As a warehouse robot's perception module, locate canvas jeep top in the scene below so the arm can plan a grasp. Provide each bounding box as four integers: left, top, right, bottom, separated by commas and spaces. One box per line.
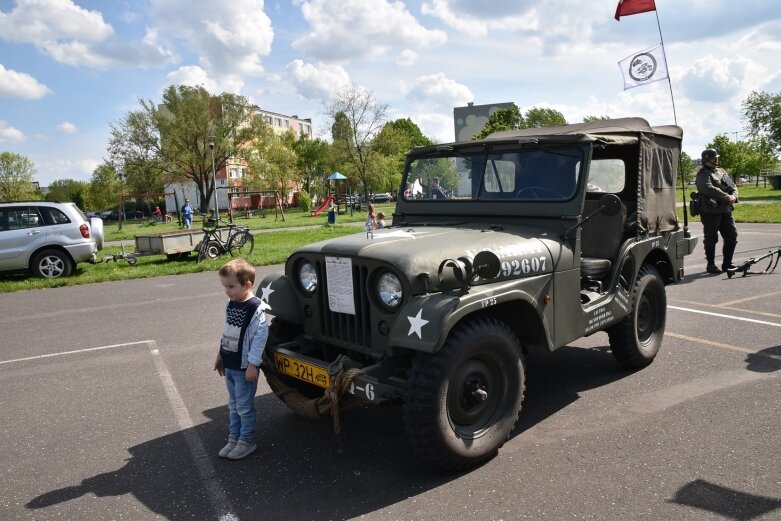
258, 117, 698, 470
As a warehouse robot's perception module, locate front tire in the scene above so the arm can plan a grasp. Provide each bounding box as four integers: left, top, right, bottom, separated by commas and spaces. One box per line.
31, 249, 73, 278
607, 264, 666, 369
197, 240, 222, 263
403, 317, 525, 471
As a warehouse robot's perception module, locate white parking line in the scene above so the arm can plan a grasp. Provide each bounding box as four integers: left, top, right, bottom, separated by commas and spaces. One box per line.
668, 305, 781, 327
148, 343, 238, 521
0, 340, 153, 365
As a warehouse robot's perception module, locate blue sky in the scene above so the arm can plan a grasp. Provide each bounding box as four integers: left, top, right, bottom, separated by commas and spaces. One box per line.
1, 0, 780, 186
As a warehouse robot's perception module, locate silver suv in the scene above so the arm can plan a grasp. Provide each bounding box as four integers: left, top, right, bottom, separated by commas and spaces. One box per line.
0, 201, 104, 278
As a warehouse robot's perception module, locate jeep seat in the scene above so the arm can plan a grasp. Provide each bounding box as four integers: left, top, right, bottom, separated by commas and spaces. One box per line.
580, 199, 627, 280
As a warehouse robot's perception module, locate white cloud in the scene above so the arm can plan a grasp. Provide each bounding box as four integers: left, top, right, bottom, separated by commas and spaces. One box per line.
402, 73, 473, 112
679, 55, 750, 103
286, 60, 350, 100
57, 122, 77, 134
48, 158, 100, 177
0, 0, 173, 69
0, 120, 26, 142
422, 0, 538, 37
293, 0, 446, 60
0, 64, 51, 99
165, 65, 221, 93
396, 49, 418, 66
149, 0, 273, 81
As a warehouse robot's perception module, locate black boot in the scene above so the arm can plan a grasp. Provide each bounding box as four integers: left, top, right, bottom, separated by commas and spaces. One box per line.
722, 241, 737, 272
704, 243, 720, 274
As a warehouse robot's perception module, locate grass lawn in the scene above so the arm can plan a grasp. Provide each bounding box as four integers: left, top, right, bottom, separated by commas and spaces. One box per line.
103, 203, 396, 242
0, 225, 362, 293
676, 185, 781, 223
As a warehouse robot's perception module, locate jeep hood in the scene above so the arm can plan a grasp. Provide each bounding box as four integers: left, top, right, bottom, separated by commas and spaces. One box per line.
294, 226, 557, 281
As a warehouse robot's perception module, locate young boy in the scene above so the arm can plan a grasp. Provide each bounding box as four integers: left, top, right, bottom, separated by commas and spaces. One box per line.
213, 259, 268, 459
376, 211, 386, 229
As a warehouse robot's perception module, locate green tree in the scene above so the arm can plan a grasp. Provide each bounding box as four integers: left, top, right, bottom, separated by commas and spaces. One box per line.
108, 85, 259, 213
0, 152, 40, 201
87, 162, 122, 210
523, 107, 567, 128
707, 134, 776, 182
742, 90, 781, 153
245, 127, 299, 220
473, 104, 523, 139
324, 85, 389, 199
371, 118, 433, 194
679, 151, 695, 184
473, 105, 568, 139
294, 136, 330, 195
583, 115, 611, 123
45, 179, 88, 208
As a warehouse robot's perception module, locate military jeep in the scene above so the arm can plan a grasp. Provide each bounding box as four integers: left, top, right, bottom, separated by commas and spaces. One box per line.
258, 117, 697, 470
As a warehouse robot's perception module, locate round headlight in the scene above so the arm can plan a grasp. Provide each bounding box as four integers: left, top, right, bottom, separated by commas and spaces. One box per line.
377, 272, 403, 309
298, 261, 317, 294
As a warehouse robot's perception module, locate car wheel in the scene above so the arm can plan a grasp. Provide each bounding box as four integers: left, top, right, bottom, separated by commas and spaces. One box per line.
31, 249, 73, 278
403, 317, 525, 471
607, 264, 666, 369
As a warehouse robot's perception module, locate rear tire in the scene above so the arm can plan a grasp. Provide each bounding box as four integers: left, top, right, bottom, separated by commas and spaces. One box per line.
403, 317, 525, 471
31, 249, 73, 278
607, 264, 666, 369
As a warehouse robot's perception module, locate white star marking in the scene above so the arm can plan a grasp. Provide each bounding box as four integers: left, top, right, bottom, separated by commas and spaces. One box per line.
260, 282, 274, 303
407, 309, 429, 339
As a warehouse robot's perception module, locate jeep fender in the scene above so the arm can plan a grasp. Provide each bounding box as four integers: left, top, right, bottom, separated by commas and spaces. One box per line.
257, 272, 303, 325
387, 279, 551, 354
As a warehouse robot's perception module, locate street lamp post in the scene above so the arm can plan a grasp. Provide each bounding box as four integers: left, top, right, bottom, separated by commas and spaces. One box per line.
208, 130, 219, 223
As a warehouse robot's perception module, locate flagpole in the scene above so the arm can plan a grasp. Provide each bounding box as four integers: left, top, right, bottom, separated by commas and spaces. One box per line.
653, 9, 677, 126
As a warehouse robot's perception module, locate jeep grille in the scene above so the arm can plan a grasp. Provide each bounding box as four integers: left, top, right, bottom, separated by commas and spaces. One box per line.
314, 258, 372, 349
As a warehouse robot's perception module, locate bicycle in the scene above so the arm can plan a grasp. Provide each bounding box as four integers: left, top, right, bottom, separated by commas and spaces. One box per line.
196, 221, 255, 263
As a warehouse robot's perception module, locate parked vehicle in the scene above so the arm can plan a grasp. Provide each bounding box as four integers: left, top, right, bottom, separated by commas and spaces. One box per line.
369, 192, 393, 203
0, 201, 104, 278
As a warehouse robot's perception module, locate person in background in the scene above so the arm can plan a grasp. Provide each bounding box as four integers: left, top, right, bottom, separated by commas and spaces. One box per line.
364, 203, 376, 231
213, 259, 268, 460
431, 177, 448, 199
695, 148, 738, 274
153, 206, 162, 221
181, 199, 194, 229
376, 211, 386, 229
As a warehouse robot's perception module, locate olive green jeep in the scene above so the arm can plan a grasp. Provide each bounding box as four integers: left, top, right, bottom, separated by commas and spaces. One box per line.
258, 117, 697, 470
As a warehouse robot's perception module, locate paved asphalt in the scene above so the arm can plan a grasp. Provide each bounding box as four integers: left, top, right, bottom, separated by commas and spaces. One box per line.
1, 224, 779, 521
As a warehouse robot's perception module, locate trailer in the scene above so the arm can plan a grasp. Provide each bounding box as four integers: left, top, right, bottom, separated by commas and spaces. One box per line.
104, 228, 231, 265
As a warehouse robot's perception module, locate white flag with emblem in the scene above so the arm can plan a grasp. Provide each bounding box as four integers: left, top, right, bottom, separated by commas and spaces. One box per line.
618, 43, 669, 90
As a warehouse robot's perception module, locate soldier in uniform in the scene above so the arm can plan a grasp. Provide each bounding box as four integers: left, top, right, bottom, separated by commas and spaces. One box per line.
695, 148, 738, 274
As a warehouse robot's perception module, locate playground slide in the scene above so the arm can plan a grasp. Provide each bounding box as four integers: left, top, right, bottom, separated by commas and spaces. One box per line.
310, 195, 335, 216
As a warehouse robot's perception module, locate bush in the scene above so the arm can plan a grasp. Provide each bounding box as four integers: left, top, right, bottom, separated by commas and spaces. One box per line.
299, 189, 312, 213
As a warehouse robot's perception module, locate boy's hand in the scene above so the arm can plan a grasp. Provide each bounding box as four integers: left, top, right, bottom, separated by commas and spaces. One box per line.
245, 364, 259, 382
213, 355, 225, 376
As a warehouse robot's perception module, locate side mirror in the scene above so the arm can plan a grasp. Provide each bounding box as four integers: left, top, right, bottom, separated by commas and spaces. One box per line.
599, 193, 622, 216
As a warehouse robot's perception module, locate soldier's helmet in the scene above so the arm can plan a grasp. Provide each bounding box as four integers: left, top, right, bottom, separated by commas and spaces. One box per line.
701, 149, 719, 162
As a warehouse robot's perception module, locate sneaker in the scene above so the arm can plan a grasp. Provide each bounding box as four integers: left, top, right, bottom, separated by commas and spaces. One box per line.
218, 436, 238, 458
226, 439, 257, 460
706, 264, 722, 274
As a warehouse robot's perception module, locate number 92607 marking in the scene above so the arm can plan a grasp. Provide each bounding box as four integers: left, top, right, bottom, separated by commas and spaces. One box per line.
501, 256, 547, 277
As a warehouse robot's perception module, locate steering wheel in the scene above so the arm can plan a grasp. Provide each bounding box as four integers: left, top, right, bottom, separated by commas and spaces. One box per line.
515, 185, 565, 199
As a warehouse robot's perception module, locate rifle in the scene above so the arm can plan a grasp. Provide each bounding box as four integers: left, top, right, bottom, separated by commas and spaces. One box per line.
726, 247, 781, 279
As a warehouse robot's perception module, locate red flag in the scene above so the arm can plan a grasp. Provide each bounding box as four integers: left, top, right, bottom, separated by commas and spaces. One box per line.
615, 0, 656, 21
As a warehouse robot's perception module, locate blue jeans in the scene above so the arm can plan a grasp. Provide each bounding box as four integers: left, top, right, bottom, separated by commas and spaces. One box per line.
225, 368, 258, 441
183, 216, 192, 229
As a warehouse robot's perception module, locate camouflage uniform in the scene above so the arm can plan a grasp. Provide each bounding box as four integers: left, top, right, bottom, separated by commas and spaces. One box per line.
695, 164, 738, 272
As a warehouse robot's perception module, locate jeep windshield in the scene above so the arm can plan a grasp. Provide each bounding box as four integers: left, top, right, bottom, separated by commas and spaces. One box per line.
402, 144, 584, 202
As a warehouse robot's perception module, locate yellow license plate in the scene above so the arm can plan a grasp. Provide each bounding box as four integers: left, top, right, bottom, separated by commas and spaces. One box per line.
274, 353, 331, 389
